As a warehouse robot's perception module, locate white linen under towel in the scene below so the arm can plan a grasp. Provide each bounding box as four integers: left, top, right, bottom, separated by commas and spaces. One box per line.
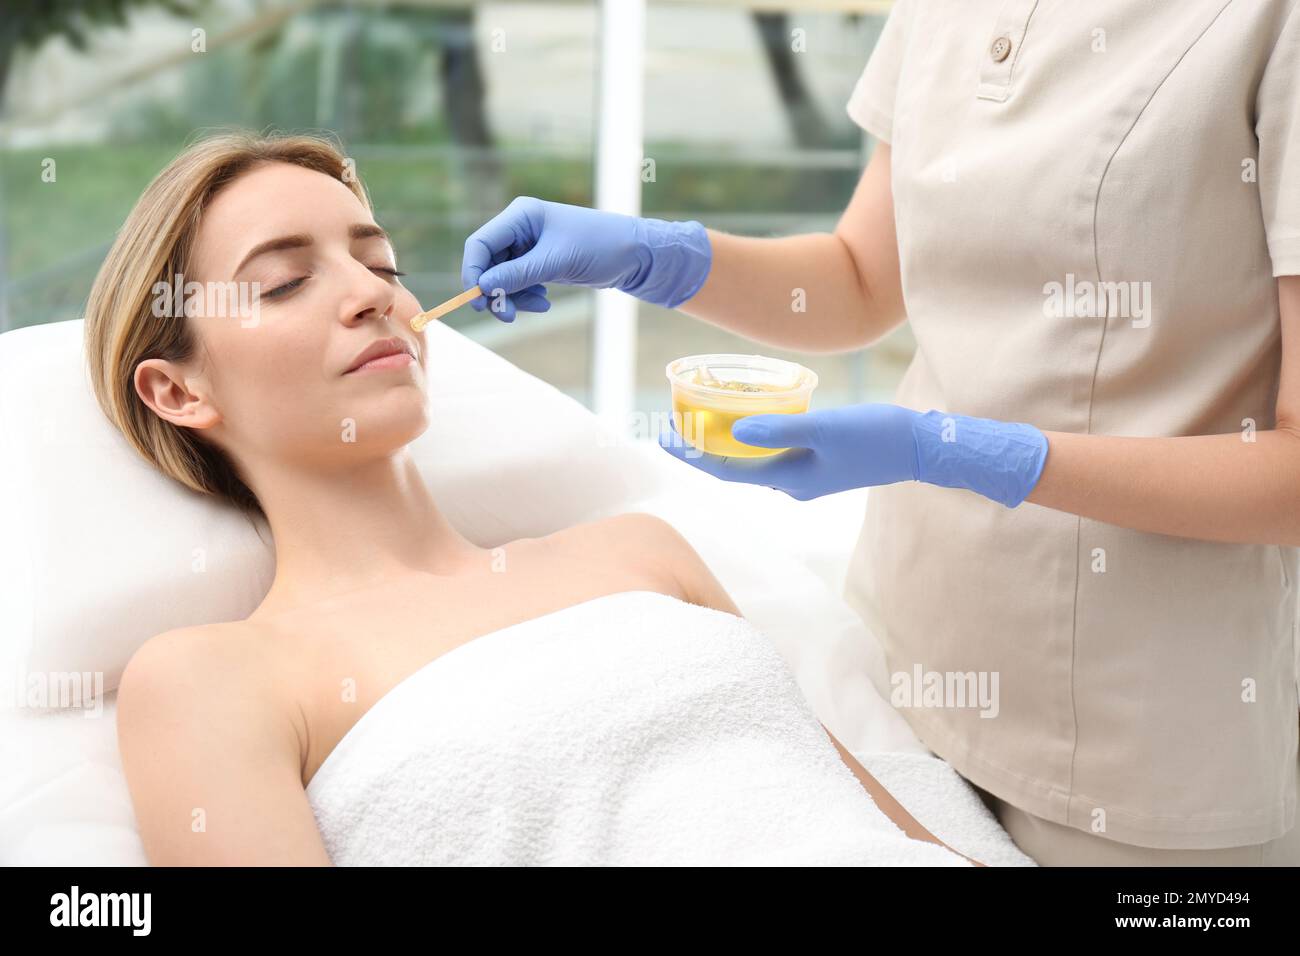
304, 590, 976, 866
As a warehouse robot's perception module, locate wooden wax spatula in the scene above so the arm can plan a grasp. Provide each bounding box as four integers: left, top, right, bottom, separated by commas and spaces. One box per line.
409, 286, 484, 332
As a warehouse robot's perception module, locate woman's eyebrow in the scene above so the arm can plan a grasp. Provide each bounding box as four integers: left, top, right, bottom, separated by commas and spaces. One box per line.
234, 234, 311, 276
233, 224, 390, 275
350, 223, 389, 243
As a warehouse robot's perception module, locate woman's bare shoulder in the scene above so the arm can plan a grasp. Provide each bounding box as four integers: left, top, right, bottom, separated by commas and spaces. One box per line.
117, 619, 301, 762
114, 620, 327, 865
541, 512, 742, 617
121, 619, 264, 686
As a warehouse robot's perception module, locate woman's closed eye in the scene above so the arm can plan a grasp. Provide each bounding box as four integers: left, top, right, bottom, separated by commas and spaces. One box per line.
263, 275, 309, 299
261, 265, 408, 301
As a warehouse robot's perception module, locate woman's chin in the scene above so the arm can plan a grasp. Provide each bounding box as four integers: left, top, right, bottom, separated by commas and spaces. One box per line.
332, 395, 430, 451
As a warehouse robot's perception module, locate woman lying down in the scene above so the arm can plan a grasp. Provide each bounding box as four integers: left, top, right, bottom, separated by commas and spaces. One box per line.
87, 132, 984, 867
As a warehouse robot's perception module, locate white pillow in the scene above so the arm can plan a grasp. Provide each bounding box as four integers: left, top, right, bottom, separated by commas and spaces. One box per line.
0, 318, 668, 705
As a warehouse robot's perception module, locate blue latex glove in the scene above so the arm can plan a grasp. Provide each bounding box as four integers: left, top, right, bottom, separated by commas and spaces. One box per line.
462, 197, 712, 321
657, 404, 1049, 507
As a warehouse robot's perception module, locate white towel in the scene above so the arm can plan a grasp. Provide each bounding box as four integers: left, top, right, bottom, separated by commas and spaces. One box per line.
305, 590, 982, 865
853, 751, 1037, 867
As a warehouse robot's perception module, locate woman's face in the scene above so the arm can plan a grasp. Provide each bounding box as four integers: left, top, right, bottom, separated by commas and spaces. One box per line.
173, 160, 428, 471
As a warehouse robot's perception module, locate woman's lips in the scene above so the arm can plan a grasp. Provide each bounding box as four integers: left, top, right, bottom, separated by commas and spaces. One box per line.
346, 352, 415, 374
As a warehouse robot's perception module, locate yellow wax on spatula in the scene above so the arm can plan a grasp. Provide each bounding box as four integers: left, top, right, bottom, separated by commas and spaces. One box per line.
410, 286, 484, 333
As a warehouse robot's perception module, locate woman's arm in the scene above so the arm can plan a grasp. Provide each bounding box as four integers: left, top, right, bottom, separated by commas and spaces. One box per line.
464, 144, 904, 342
820, 724, 986, 867
665, 274, 1300, 548
116, 628, 334, 866
1026, 275, 1300, 546
676, 144, 907, 354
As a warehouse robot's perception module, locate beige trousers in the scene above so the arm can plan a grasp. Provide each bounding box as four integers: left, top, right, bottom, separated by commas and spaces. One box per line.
964, 755, 1300, 866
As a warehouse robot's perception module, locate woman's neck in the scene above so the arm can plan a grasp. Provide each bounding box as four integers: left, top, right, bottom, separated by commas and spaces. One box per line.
246, 451, 487, 619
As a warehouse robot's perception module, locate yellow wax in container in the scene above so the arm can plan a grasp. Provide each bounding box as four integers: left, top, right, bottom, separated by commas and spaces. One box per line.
670, 365, 812, 458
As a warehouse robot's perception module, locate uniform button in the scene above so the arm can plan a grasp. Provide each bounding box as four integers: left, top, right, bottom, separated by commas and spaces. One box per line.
990, 36, 1012, 62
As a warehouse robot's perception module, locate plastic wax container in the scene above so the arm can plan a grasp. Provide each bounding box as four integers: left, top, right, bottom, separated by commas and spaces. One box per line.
665, 353, 818, 458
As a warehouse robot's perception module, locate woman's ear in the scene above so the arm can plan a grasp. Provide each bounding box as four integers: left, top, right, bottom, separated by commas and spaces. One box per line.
134, 358, 221, 431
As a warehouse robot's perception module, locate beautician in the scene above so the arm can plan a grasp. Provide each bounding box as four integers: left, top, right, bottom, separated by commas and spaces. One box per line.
460, 0, 1300, 865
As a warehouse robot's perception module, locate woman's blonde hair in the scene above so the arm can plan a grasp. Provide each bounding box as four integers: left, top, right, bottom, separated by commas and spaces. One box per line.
84, 130, 371, 523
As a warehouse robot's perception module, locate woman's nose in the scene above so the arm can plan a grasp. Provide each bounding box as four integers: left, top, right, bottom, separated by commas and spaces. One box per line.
339, 260, 397, 325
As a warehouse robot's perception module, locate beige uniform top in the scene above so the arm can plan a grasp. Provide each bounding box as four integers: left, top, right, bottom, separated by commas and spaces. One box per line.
843, 0, 1300, 849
